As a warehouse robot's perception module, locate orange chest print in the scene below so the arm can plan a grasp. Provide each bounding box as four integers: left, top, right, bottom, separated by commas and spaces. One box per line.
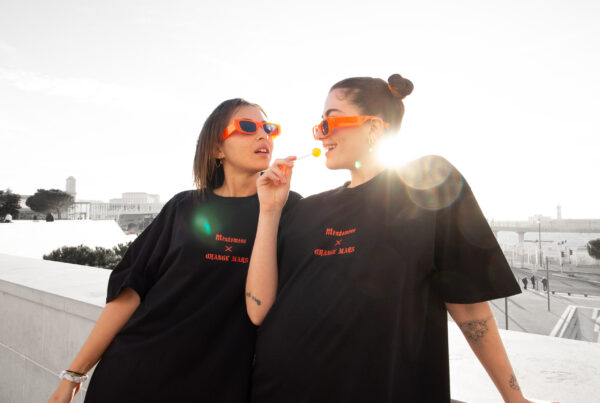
313, 226, 357, 257
204, 232, 250, 264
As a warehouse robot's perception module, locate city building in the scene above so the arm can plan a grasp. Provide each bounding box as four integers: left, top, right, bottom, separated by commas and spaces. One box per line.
65, 176, 76, 200
109, 192, 160, 204
66, 192, 164, 233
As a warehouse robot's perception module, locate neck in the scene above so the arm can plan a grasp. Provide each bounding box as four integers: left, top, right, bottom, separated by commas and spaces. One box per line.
347, 157, 385, 188
213, 165, 260, 197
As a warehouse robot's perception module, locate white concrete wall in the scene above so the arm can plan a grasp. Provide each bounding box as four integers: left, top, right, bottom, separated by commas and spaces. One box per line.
1, 253, 600, 403
0, 254, 109, 403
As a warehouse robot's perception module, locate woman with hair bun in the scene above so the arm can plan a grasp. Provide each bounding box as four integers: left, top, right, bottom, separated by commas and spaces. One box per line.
48, 98, 301, 403
246, 75, 536, 402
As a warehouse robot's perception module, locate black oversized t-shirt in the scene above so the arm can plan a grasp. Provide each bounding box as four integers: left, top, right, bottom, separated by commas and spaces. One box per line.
84, 189, 301, 403
252, 156, 521, 403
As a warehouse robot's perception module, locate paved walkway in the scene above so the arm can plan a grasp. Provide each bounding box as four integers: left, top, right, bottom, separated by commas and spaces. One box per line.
487, 288, 600, 336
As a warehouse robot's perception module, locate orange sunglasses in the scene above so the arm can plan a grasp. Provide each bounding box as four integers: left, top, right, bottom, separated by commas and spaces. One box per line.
312, 115, 390, 139
222, 119, 281, 141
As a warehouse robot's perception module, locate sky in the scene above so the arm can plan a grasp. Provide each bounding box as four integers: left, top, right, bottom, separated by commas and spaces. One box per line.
1, 0, 598, 220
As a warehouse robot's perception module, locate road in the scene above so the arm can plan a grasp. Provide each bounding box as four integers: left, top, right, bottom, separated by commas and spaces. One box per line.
511, 266, 600, 297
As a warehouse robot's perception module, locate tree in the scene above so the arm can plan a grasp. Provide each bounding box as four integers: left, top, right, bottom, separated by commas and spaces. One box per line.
0, 189, 22, 218
113, 242, 131, 260
43, 242, 132, 269
26, 189, 74, 219
587, 239, 600, 260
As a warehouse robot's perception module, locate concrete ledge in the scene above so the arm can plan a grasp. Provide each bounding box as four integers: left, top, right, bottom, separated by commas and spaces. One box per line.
550, 305, 579, 338
1, 254, 600, 403
449, 325, 600, 402
0, 254, 108, 403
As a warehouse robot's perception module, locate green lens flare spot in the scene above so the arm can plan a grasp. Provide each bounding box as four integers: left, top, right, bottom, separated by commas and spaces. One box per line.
193, 213, 211, 236
355, 160, 362, 169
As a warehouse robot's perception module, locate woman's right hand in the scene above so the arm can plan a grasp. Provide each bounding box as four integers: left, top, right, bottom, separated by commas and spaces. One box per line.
257, 157, 295, 212
47, 379, 81, 403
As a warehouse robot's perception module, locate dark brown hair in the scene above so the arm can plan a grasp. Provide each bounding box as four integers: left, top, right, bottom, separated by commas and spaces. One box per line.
193, 98, 265, 192
330, 74, 414, 132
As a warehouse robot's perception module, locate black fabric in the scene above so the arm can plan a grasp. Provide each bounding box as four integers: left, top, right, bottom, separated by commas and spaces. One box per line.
84, 189, 302, 403
252, 156, 520, 403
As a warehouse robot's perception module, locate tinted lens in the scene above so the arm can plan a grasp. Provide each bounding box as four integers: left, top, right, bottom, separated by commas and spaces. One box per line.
263, 123, 278, 135
321, 120, 330, 136
238, 120, 257, 134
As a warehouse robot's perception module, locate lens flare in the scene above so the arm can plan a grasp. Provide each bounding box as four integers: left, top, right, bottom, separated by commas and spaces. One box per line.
394, 156, 464, 211
376, 136, 402, 167
375, 134, 429, 168
193, 212, 211, 236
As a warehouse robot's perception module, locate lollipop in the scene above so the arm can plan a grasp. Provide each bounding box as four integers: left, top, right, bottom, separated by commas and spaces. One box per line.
297, 148, 322, 160
278, 148, 321, 175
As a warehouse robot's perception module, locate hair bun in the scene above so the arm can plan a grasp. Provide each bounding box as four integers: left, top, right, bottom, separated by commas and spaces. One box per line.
387, 74, 414, 99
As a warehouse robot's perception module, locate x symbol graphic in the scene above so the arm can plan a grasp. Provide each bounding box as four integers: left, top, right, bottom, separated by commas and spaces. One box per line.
225, 246, 233, 252
334, 239, 342, 246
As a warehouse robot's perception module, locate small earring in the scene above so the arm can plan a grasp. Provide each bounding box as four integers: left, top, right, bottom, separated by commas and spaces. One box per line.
216, 159, 223, 168
368, 135, 375, 153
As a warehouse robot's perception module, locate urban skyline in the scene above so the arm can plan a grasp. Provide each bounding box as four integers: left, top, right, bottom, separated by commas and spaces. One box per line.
5, 174, 599, 222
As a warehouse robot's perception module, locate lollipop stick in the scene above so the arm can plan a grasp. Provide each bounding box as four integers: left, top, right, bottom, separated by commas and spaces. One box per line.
297, 148, 322, 160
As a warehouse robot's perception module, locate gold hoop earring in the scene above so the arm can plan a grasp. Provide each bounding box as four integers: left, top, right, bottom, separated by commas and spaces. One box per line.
216, 159, 223, 168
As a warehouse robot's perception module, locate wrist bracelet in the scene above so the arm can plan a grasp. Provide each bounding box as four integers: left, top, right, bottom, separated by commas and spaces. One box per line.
59, 370, 89, 383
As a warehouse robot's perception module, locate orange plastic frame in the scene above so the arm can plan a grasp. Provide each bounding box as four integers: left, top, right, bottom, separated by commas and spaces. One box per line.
222, 119, 281, 141
313, 115, 390, 139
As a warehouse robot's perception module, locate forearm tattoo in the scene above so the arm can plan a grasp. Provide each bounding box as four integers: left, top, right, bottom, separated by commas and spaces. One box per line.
457, 315, 493, 344
246, 292, 262, 306
509, 374, 520, 391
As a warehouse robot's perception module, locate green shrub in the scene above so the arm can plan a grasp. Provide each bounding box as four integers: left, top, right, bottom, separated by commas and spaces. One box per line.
43, 242, 133, 269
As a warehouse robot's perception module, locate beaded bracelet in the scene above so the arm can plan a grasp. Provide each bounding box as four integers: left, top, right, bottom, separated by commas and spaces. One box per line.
59, 370, 89, 383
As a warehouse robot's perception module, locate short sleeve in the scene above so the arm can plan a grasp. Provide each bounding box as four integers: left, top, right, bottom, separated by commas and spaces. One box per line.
106, 192, 185, 303
276, 190, 303, 267
282, 191, 303, 217
432, 162, 521, 303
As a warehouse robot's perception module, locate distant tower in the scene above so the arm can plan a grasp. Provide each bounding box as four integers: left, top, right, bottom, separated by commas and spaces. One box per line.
66, 176, 76, 200
556, 205, 562, 220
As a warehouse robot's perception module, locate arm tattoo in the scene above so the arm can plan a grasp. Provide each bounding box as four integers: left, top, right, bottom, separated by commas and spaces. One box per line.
509, 374, 520, 391
246, 292, 262, 306
457, 315, 493, 344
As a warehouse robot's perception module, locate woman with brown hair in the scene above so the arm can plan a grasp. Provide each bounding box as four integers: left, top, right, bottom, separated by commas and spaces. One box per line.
246, 76, 543, 402
48, 98, 301, 403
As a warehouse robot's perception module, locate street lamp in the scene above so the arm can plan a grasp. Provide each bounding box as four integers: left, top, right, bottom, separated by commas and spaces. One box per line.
537, 218, 542, 268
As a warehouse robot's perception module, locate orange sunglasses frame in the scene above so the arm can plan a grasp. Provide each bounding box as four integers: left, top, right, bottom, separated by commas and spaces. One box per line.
312, 115, 390, 139
222, 119, 281, 141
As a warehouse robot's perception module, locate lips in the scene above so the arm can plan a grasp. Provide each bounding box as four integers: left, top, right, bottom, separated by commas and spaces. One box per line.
254, 143, 271, 155
323, 143, 337, 155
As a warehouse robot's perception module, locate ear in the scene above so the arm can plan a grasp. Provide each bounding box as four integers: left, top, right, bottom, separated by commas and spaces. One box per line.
214, 145, 225, 160
367, 118, 385, 141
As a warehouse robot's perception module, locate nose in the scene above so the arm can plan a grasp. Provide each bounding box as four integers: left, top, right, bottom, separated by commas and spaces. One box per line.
255, 127, 267, 141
